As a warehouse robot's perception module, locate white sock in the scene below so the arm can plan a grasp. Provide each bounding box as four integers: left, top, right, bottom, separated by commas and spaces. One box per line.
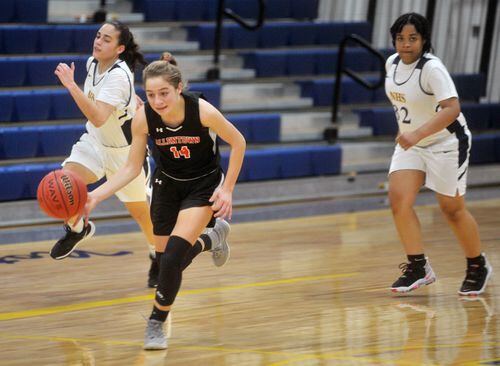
68, 218, 84, 233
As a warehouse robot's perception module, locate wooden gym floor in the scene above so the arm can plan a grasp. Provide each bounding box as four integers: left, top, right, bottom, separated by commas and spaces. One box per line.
0, 199, 499, 365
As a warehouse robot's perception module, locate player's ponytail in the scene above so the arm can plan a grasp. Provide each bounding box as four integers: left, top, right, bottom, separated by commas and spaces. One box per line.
107, 20, 147, 72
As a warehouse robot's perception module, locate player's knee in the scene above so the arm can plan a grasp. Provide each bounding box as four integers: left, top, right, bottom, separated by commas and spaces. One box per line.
163, 235, 191, 268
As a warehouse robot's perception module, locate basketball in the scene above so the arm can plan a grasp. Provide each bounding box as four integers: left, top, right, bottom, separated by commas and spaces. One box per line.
37, 170, 88, 220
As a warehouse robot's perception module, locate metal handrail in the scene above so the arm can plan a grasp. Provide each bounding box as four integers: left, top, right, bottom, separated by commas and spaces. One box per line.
324, 34, 386, 141
206, 0, 266, 80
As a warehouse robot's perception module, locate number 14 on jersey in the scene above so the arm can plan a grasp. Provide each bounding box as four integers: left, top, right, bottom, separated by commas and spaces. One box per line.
170, 146, 191, 159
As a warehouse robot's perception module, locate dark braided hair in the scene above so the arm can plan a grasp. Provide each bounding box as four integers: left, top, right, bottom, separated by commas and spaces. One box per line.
106, 20, 147, 72
390, 12, 433, 54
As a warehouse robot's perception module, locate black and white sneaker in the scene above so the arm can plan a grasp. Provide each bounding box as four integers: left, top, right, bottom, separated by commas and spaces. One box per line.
458, 253, 492, 296
391, 259, 436, 293
147, 254, 159, 288
50, 222, 96, 260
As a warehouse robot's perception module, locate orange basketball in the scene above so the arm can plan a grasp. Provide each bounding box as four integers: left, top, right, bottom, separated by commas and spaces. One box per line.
37, 170, 88, 220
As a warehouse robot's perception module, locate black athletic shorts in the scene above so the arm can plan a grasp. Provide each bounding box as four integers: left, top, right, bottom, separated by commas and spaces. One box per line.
150, 168, 222, 235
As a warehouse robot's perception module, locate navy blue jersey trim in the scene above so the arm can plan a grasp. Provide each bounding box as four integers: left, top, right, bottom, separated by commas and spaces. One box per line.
446, 120, 469, 168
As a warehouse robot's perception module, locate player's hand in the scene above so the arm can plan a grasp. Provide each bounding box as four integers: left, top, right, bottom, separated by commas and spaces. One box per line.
54, 62, 76, 89
209, 186, 233, 220
82, 191, 99, 226
135, 95, 144, 111
396, 131, 421, 150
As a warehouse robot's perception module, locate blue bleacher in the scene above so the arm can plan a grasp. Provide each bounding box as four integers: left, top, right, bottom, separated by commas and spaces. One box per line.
0, 25, 100, 54
189, 21, 372, 50
227, 113, 281, 143
0, 83, 221, 122
0, 0, 47, 23
142, 0, 318, 21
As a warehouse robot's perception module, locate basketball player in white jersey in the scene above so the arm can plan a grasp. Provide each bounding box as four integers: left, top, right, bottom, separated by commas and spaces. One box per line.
49, 21, 162, 287
386, 13, 492, 295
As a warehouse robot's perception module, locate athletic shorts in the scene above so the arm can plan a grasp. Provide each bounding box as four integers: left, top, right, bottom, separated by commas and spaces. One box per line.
150, 168, 223, 236
62, 133, 148, 202
389, 132, 471, 197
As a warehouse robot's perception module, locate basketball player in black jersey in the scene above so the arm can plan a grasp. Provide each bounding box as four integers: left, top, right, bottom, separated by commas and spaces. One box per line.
83, 53, 246, 350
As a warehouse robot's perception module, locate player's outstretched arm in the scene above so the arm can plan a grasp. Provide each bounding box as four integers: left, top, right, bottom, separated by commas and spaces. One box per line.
84, 107, 149, 218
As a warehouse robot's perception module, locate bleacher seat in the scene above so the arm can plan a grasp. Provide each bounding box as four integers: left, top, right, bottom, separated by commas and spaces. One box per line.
0, 166, 27, 201
39, 25, 74, 53
287, 50, 315, 76
258, 23, 290, 48
14, 90, 52, 122
0, 93, 14, 122
38, 125, 84, 157
290, 0, 319, 19
462, 104, 491, 131
315, 23, 345, 45
51, 90, 84, 120
2, 26, 39, 54
144, 0, 176, 21
288, 23, 317, 46
222, 145, 342, 182
470, 134, 497, 164
15, 0, 48, 23
227, 25, 259, 49
0, 0, 15, 22
0, 127, 39, 159
0, 57, 26, 87
453, 74, 486, 102
176, 0, 207, 21
228, 113, 281, 143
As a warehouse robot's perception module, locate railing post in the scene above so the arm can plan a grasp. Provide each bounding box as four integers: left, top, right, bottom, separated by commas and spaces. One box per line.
206, 0, 266, 81
324, 34, 387, 143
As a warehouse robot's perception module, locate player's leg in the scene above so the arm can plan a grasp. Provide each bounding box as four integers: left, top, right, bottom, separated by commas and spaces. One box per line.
50, 135, 102, 259
389, 169, 435, 292
436, 193, 492, 295
144, 206, 213, 350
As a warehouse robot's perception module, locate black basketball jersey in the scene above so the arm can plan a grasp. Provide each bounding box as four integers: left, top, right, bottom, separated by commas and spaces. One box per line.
145, 91, 220, 180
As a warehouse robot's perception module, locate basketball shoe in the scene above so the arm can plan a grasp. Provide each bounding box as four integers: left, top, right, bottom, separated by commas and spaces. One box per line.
148, 254, 159, 288
391, 258, 436, 293
210, 218, 231, 267
458, 253, 492, 296
143, 318, 168, 350
50, 221, 96, 260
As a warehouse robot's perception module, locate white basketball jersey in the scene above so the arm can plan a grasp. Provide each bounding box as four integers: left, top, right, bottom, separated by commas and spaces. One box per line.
84, 57, 136, 148
385, 52, 468, 147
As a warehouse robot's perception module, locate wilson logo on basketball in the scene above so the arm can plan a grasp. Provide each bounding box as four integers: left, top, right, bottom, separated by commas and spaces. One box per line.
61, 174, 75, 206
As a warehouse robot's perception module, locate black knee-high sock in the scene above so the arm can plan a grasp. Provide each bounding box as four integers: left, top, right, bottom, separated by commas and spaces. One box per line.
181, 234, 212, 271
153, 236, 191, 313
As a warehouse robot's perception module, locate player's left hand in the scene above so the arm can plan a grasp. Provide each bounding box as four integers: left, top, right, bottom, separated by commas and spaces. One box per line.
54, 62, 76, 88
209, 187, 232, 220
396, 131, 421, 150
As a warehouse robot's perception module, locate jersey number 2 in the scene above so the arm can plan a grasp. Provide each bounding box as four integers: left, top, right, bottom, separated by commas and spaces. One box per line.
393, 105, 411, 124
170, 146, 191, 159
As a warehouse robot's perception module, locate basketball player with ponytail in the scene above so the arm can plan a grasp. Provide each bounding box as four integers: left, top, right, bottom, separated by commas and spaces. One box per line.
386, 13, 492, 295
83, 53, 246, 350
50, 21, 160, 287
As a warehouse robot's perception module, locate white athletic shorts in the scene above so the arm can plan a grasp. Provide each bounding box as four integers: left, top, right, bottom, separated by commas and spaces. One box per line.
389, 133, 471, 197
62, 133, 147, 202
